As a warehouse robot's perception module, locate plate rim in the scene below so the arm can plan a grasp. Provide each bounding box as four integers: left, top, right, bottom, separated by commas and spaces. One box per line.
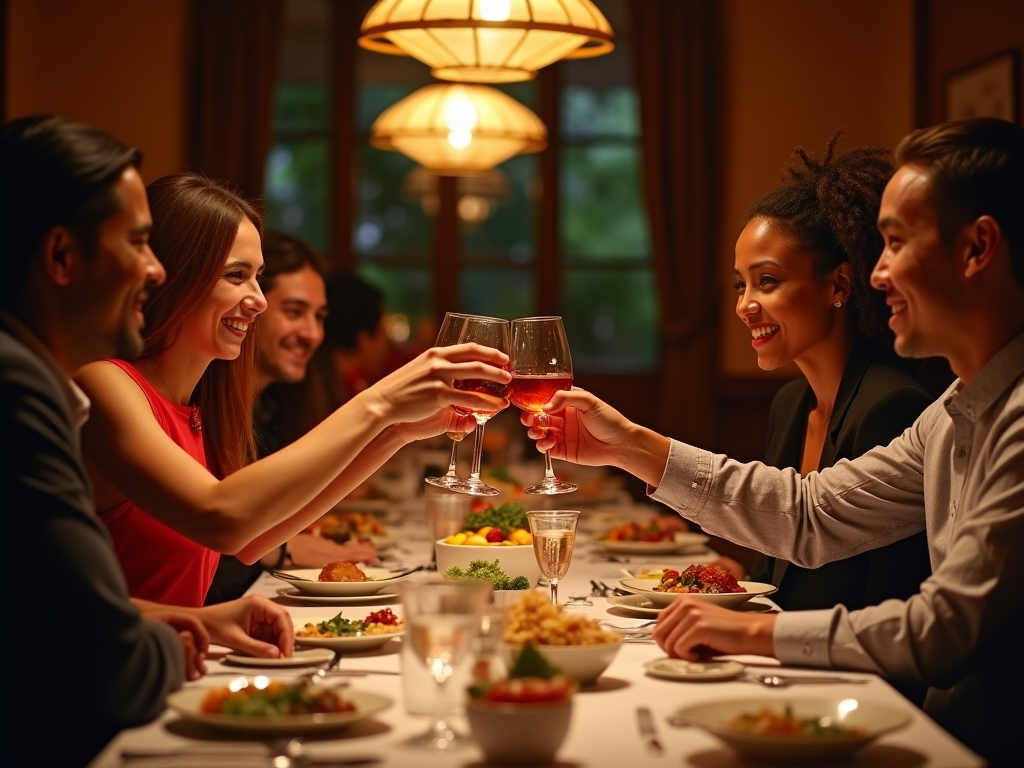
276, 587, 400, 604
617, 578, 778, 606
643, 658, 746, 681
222, 647, 335, 667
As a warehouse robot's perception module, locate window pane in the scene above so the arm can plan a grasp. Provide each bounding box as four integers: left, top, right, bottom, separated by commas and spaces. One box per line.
561, 143, 650, 260
459, 268, 535, 319
562, 268, 658, 372
354, 146, 433, 258
561, 86, 639, 139
273, 83, 330, 134
264, 140, 330, 252
460, 155, 537, 265
357, 266, 433, 330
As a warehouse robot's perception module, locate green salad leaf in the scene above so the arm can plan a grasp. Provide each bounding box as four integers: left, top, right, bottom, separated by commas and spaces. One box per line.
508, 643, 562, 680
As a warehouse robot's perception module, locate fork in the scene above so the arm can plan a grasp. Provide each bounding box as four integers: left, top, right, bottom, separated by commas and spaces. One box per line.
601, 620, 658, 631
636, 706, 664, 756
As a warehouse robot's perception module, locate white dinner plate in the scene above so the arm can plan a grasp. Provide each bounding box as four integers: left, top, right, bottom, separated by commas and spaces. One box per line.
618, 578, 777, 608
276, 587, 399, 605
167, 686, 392, 734
593, 532, 709, 555
294, 620, 404, 653
644, 658, 746, 682
222, 647, 335, 668
271, 567, 416, 597
607, 593, 775, 616
672, 696, 911, 763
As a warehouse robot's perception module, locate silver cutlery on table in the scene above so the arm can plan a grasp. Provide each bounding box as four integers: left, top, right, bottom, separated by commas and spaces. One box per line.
636, 706, 664, 756
744, 672, 870, 687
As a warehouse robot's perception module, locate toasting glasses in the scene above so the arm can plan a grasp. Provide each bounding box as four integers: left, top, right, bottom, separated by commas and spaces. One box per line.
509, 317, 577, 495
449, 315, 510, 497
424, 313, 471, 491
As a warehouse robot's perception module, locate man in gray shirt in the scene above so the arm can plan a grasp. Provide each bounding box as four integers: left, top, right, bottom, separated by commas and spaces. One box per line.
1, 115, 294, 766
523, 118, 1023, 766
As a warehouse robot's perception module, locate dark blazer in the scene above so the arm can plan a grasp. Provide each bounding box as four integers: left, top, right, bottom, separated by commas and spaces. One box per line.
1, 319, 183, 766
760, 339, 934, 612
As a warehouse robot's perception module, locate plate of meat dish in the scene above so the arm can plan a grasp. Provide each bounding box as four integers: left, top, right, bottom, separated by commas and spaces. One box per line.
270, 561, 417, 597
294, 608, 405, 653
593, 520, 708, 555
619, 565, 776, 608
168, 679, 392, 734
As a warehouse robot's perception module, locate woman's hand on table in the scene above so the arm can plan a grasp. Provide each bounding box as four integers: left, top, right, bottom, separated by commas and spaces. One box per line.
521, 388, 672, 486
652, 596, 777, 661
286, 533, 378, 567
196, 594, 295, 659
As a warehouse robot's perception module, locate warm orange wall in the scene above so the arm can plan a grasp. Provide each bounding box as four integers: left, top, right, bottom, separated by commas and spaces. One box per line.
5, 0, 189, 181
717, 0, 916, 378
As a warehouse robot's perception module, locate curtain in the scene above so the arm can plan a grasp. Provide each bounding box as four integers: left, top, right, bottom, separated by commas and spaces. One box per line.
187, 0, 285, 201
631, 0, 723, 448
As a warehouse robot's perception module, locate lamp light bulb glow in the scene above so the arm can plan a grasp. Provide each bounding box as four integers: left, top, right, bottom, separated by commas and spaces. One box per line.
480, 0, 512, 22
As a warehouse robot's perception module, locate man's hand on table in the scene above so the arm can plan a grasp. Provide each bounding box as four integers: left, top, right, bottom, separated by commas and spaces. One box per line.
195, 595, 296, 659
138, 606, 210, 681
652, 596, 777, 660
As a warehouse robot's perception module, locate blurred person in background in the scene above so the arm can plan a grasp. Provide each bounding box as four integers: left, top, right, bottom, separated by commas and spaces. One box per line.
324, 271, 414, 396
205, 231, 377, 604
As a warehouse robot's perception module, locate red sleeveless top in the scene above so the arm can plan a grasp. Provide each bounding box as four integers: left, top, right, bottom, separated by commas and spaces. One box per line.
99, 359, 220, 607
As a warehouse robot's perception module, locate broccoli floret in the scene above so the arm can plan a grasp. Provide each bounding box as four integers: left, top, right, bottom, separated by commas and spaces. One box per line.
506, 575, 530, 590
442, 559, 530, 590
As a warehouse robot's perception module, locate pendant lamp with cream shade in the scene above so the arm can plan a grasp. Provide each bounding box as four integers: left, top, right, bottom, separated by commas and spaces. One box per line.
359, 0, 614, 83
370, 82, 547, 175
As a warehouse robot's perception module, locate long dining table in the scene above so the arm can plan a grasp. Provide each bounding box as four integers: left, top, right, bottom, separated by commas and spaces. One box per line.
91, 496, 984, 768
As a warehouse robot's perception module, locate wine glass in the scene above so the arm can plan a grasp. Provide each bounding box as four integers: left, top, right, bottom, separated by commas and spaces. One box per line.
509, 317, 578, 495
527, 510, 581, 604
425, 313, 471, 490
401, 579, 492, 749
448, 315, 510, 497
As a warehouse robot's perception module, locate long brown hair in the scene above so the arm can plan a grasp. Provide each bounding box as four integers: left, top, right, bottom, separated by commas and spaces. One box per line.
143, 173, 262, 478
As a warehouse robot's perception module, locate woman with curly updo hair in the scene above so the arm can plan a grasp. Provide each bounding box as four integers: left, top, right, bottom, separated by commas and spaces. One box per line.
720, 133, 933, 620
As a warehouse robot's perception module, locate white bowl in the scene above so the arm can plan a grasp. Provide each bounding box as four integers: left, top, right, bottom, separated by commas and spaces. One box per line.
435, 541, 542, 587
618, 578, 777, 608
673, 696, 911, 763
466, 698, 572, 764
503, 641, 622, 686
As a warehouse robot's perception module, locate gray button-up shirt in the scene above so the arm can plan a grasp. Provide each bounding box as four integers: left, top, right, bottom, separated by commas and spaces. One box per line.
650, 331, 1024, 762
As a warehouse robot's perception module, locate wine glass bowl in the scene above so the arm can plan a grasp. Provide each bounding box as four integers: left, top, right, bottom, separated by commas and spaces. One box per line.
448, 316, 511, 497
509, 317, 577, 495
527, 510, 581, 604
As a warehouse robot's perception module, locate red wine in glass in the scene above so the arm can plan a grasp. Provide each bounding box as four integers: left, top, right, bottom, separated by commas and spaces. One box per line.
453, 377, 510, 417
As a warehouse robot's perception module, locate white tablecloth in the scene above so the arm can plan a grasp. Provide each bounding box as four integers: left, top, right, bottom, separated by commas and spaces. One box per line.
90, 499, 984, 767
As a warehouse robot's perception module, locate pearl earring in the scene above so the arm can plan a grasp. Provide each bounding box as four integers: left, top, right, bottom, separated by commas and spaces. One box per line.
834, 300, 843, 308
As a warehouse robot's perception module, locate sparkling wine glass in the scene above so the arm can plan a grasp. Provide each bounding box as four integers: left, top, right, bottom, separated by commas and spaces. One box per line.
401, 579, 492, 749
527, 510, 581, 604
425, 313, 471, 490
509, 317, 577, 495
449, 315, 510, 497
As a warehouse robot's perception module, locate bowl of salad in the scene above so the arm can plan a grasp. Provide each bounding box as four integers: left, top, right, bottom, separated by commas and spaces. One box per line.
672, 697, 911, 763
435, 502, 542, 586
466, 645, 576, 764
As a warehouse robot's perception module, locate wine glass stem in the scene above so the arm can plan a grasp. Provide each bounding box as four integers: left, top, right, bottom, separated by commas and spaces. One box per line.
468, 418, 487, 480
543, 450, 556, 480
432, 674, 452, 743
549, 577, 559, 605
444, 438, 459, 478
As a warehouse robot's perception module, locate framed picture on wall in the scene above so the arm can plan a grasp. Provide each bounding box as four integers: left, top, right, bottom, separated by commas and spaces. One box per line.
944, 49, 1021, 125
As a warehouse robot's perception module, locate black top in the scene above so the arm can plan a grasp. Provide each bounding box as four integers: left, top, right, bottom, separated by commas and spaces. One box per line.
758, 340, 934, 612
2, 320, 183, 765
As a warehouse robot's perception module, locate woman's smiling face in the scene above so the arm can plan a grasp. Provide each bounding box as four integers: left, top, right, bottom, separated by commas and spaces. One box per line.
733, 217, 847, 371
179, 218, 267, 361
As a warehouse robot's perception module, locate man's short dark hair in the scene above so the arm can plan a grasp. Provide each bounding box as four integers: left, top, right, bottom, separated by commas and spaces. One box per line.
0, 115, 142, 307
259, 230, 327, 294
324, 272, 384, 351
895, 117, 1024, 287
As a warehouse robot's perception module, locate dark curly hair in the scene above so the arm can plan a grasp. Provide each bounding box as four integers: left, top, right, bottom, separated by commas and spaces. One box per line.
744, 132, 894, 346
